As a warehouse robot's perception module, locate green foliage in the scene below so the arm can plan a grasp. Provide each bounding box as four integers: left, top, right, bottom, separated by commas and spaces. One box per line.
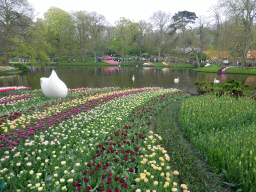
10, 63, 28, 72
0, 56, 6, 65
194, 78, 253, 98
170, 10, 198, 32
179, 94, 256, 191
43, 7, 75, 57
113, 18, 140, 58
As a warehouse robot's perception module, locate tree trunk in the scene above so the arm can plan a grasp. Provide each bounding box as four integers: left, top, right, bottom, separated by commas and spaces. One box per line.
4, 27, 10, 66
241, 0, 251, 70
94, 51, 97, 63
242, 28, 249, 70
218, 59, 222, 67
191, 47, 200, 68
182, 30, 185, 63
196, 53, 200, 68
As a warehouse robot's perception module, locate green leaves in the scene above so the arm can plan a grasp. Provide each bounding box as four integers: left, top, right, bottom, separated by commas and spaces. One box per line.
43, 7, 75, 58
113, 18, 139, 58
179, 93, 256, 191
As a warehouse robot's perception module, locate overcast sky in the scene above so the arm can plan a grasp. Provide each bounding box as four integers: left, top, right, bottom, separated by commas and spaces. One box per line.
28, 0, 220, 26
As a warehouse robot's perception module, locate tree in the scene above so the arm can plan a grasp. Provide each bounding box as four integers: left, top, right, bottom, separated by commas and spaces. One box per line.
43, 7, 75, 60
135, 20, 152, 56
113, 18, 138, 59
0, 0, 34, 65
88, 12, 107, 63
150, 11, 170, 61
169, 10, 198, 62
11, 18, 51, 66
222, 0, 256, 70
183, 28, 201, 67
72, 11, 91, 61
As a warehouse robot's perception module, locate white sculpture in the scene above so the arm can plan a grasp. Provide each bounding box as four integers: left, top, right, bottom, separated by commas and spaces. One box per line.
174, 77, 179, 83
40, 70, 68, 98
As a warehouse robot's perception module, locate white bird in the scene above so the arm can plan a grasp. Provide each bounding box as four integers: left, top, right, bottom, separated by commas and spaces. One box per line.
132, 75, 135, 81
174, 77, 179, 83
136, 65, 138, 67
214, 78, 220, 84
40, 70, 68, 98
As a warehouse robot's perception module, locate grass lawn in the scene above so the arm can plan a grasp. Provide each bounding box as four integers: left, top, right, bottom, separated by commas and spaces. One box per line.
194, 65, 256, 75
55, 62, 110, 66
168, 63, 195, 68
193, 66, 222, 72
225, 67, 256, 74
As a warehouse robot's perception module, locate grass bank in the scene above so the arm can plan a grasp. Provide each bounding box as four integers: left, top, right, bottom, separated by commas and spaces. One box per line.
193, 66, 222, 73
152, 94, 232, 191
194, 65, 256, 75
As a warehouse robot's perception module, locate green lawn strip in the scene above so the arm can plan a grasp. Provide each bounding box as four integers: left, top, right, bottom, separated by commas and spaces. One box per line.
194, 66, 256, 75
168, 63, 195, 68
55, 62, 110, 66
225, 67, 256, 74
193, 67, 222, 72
151, 94, 233, 192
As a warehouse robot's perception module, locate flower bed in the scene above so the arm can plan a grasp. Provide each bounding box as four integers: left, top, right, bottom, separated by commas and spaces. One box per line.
0, 87, 191, 191
179, 93, 256, 191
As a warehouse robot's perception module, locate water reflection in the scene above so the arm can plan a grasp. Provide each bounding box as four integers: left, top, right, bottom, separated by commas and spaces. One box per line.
0, 66, 255, 94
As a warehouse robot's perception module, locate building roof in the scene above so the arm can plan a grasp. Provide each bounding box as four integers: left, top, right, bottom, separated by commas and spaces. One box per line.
206, 50, 256, 60
207, 51, 229, 60
247, 50, 256, 59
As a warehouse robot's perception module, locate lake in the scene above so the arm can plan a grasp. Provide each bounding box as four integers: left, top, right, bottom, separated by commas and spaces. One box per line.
0, 65, 256, 94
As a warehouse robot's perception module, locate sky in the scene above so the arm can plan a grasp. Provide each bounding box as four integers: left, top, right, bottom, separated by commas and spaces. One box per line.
28, 0, 221, 26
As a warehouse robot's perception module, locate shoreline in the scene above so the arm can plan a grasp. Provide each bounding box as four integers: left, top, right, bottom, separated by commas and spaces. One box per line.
1, 63, 256, 76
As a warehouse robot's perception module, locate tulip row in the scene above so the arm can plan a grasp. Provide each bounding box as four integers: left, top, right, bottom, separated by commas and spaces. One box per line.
0, 87, 191, 191
0, 87, 135, 133
0, 86, 31, 93
179, 93, 256, 191
0, 87, 160, 148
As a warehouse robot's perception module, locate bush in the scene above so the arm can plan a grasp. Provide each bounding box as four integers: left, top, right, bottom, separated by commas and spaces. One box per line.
11, 63, 28, 72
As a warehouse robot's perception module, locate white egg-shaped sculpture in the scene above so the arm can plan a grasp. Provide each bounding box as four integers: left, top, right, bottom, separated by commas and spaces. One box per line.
40, 70, 68, 98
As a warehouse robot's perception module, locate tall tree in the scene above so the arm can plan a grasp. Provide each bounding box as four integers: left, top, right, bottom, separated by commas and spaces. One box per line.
135, 20, 152, 56
169, 10, 198, 62
72, 11, 91, 61
113, 18, 138, 59
150, 10, 170, 61
43, 7, 75, 60
223, 0, 256, 70
11, 18, 51, 66
88, 12, 107, 63
0, 0, 34, 65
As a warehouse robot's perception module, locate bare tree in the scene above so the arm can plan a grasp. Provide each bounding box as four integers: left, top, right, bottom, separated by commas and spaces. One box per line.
223, 0, 256, 70
135, 20, 152, 57
150, 10, 170, 61
89, 12, 107, 63
72, 11, 91, 61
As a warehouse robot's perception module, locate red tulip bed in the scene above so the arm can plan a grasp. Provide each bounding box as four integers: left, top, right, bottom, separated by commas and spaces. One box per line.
0, 86, 31, 98
0, 87, 191, 192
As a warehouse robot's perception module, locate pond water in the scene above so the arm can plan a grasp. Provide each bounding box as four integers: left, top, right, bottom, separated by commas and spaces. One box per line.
0, 65, 256, 94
